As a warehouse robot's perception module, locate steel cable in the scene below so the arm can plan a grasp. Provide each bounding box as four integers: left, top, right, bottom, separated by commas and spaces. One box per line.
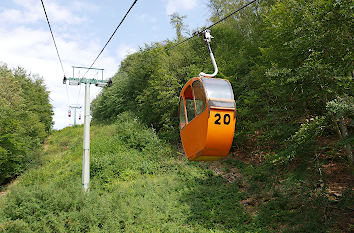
84, 0, 138, 77
139, 0, 257, 65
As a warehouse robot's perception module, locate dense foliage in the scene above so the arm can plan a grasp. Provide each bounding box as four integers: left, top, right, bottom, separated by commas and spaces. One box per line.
92, 0, 353, 164
2, 115, 350, 232
0, 65, 53, 184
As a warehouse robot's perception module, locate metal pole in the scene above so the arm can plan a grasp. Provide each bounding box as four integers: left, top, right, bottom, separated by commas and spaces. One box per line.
66, 66, 107, 191
82, 82, 91, 192
74, 108, 77, 126
69, 106, 81, 126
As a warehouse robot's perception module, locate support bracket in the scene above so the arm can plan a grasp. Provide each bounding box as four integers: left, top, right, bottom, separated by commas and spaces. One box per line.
199, 30, 218, 78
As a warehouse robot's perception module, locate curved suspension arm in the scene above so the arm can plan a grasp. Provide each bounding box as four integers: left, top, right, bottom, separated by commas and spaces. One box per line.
199, 42, 218, 78
199, 30, 218, 78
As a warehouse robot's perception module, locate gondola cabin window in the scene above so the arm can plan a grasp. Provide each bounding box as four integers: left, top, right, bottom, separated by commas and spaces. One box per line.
192, 80, 207, 115
179, 96, 186, 129
184, 85, 196, 123
201, 78, 234, 100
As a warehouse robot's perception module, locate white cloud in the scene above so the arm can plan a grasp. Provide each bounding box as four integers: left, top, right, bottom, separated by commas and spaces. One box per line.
116, 44, 137, 60
137, 13, 157, 23
0, 26, 119, 130
45, 1, 85, 25
0, 9, 23, 22
0, 0, 208, 130
71, 1, 100, 12
0, 0, 85, 25
166, 0, 198, 15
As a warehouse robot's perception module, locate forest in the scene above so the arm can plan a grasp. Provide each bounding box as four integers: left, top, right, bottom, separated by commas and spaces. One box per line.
92, 0, 353, 165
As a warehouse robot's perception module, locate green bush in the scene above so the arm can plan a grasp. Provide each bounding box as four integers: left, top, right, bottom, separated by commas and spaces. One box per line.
114, 112, 161, 151
0, 65, 53, 184
0, 183, 122, 232
91, 112, 173, 189
267, 116, 326, 164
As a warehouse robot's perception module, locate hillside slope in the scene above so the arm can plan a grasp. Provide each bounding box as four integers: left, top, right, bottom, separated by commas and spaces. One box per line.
0, 113, 351, 232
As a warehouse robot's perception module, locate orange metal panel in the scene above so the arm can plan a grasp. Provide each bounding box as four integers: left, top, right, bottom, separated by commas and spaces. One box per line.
180, 108, 208, 160
203, 109, 235, 156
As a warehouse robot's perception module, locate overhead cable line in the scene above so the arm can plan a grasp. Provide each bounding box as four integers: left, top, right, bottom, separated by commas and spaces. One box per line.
40, 0, 72, 108
40, 0, 66, 77
140, 0, 256, 65
203, 0, 256, 32
84, 0, 138, 76
139, 35, 196, 66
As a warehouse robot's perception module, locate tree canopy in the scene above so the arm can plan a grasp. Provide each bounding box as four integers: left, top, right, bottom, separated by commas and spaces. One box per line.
0, 65, 53, 184
92, 0, 353, 164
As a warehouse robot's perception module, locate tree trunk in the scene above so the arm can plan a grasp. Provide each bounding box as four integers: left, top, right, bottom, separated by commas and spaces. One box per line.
330, 113, 342, 138
338, 116, 353, 164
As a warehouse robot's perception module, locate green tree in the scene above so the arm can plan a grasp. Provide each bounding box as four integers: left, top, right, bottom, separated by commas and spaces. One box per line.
327, 95, 354, 164
93, 0, 352, 165
0, 65, 53, 184
169, 13, 187, 42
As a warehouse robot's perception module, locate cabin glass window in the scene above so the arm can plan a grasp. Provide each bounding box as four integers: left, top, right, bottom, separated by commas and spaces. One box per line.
192, 80, 206, 115
201, 78, 234, 100
179, 96, 186, 129
184, 85, 196, 123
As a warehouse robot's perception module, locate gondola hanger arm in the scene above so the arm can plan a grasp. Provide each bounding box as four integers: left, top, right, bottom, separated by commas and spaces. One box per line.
199, 30, 218, 78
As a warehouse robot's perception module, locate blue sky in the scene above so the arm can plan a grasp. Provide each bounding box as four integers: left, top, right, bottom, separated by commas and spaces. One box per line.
0, 0, 211, 129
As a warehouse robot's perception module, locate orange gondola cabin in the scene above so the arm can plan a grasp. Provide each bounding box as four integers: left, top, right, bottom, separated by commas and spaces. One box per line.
179, 77, 236, 161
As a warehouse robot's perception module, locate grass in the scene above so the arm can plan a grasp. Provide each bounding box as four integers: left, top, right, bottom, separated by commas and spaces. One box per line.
0, 112, 352, 232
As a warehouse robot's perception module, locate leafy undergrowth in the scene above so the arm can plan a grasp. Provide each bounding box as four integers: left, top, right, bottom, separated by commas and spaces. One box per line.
206, 150, 353, 233
0, 112, 352, 232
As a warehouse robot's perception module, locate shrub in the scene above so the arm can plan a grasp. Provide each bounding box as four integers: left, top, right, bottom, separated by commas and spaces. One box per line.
90, 112, 174, 189
0, 65, 53, 184
268, 116, 326, 164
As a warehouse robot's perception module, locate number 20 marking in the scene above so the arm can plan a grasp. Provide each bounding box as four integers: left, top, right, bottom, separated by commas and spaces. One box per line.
214, 113, 231, 125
